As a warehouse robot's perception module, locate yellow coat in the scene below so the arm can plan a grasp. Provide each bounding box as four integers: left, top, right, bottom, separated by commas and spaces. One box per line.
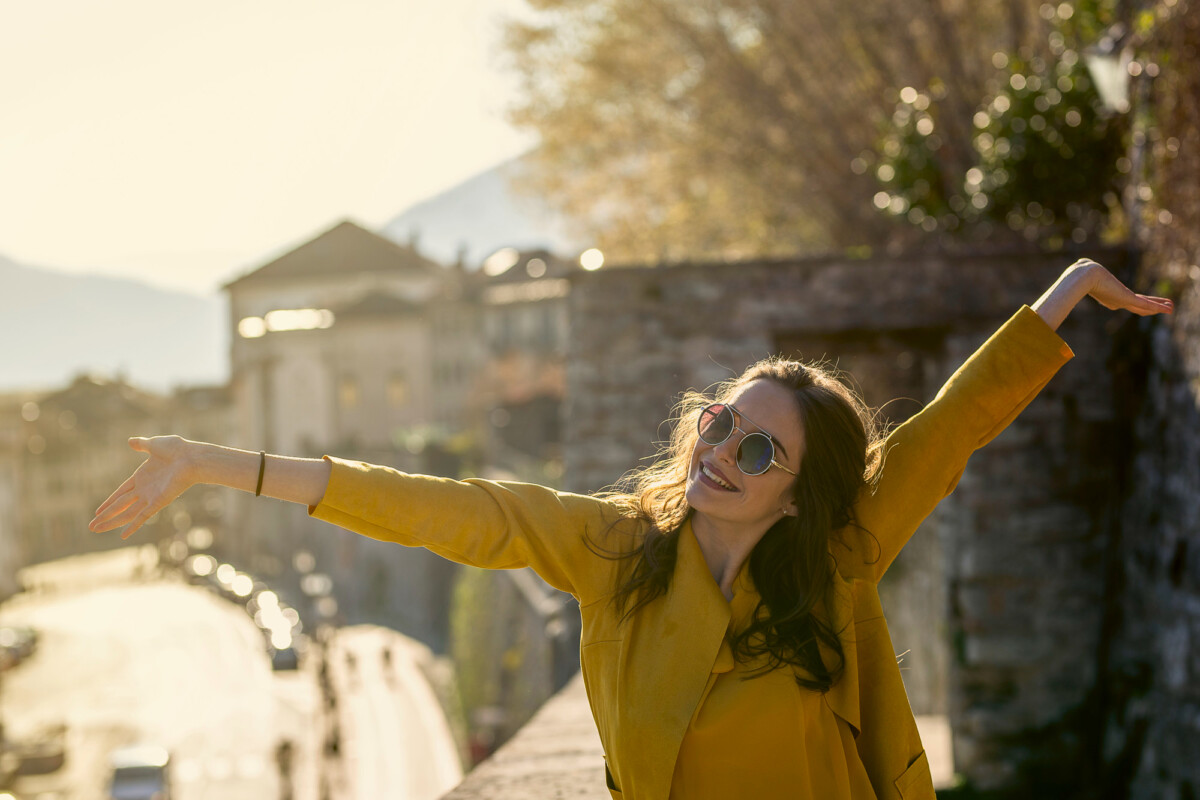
311, 306, 1073, 800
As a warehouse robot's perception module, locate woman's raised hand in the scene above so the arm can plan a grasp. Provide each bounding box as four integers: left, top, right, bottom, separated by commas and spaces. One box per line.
1073, 258, 1175, 316
1033, 258, 1174, 330
90, 435, 197, 540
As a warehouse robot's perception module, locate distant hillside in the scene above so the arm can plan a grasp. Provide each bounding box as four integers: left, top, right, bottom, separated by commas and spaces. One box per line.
382, 154, 586, 267
0, 254, 227, 392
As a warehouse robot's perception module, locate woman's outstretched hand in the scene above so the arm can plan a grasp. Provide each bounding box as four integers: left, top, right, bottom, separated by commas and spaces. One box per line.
90, 436, 196, 540
1033, 258, 1174, 330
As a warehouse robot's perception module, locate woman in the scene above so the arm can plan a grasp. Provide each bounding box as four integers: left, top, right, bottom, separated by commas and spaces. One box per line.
90, 259, 1171, 800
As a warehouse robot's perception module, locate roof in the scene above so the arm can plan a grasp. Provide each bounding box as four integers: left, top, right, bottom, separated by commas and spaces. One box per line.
38, 375, 162, 425
223, 220, 446, 290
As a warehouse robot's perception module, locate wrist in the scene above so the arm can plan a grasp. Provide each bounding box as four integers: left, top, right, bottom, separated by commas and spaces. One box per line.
1063, 261, 1099, 296
1033, 262, 1094, 330
188, 440, 231, 487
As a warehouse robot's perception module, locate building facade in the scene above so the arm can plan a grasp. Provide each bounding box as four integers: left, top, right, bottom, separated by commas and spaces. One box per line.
0, 376, 234, 596
221, 221, 573, 652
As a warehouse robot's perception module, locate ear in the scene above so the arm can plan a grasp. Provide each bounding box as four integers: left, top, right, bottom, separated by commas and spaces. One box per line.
782, 501, 799, 517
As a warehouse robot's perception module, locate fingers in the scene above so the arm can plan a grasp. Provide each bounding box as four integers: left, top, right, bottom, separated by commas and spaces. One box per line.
1130, 293, 1175, 316
1077, 258, 1175, 317
92, 498, 150, 536
90, 487, 144, 532
94, 477, 136, 518
120, 520, 146, 541
114, 502, 153, 541
129, 437, 150, 453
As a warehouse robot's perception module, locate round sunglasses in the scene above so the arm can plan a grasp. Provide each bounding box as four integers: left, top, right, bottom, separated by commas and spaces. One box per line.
697, 403, 797, 477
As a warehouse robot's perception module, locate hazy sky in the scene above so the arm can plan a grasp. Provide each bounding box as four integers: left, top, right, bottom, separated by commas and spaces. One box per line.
0, 0, 536, 295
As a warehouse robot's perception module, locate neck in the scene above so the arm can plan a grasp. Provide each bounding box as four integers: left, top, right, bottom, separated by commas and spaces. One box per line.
690, 512, 773, 600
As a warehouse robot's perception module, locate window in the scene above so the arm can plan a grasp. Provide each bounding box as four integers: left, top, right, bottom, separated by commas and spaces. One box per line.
339, 378, 360, 409
387, 374, 408, 407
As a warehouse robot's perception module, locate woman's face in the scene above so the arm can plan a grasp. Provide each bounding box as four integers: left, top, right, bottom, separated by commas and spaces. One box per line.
685, 379, 804, 535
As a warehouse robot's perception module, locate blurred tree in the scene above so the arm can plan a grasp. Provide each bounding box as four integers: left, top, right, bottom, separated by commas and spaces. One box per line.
1143, 0, 1197, 295
875, 0, 1130, 247
504, 0, 1053, 262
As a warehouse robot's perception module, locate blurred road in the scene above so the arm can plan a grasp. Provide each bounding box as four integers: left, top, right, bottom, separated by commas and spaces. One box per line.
0, 547, 461, 800
0, 547, 310, 800
326, 626, 462, 800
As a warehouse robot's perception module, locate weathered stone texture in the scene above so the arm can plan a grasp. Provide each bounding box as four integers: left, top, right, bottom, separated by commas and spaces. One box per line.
1105, 289, 1200, 798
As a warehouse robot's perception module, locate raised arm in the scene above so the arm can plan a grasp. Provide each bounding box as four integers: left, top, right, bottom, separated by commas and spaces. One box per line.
89, 436, 332, 539
845, 259, 1171, 582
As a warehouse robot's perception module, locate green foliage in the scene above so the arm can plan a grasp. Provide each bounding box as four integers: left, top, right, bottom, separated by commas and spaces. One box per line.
974, 50, 1125, 241
450, 567, 503, 721
876, 1, 1129, 245
449, 566, 546, 748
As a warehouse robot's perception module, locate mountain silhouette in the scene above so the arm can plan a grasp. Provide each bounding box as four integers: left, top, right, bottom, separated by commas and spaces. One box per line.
0, 253, 226, 392
382, 153, 586, 267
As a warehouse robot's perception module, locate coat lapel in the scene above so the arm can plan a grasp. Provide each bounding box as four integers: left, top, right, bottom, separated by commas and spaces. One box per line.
820, 570, 862, 735
731, 554, 863, 735
616, 520, 730, 800
610, 528, 865, 799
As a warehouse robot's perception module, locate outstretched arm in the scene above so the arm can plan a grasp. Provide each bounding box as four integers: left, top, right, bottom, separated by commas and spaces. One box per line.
89, 437, 332, 539
1032, 258, 1173, 330
89, 441, 624, 603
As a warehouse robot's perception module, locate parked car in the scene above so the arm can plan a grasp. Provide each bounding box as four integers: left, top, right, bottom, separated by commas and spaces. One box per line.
0, 626, 37, 670
108, 744, 171, 800
270, 645, 299, 671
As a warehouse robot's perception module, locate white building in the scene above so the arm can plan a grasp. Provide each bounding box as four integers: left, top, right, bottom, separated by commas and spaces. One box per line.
218, 221, 574, 649
225, 220, 449, 457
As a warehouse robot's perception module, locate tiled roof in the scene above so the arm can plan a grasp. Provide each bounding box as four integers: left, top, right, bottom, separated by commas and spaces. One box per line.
223, 220, 445, 289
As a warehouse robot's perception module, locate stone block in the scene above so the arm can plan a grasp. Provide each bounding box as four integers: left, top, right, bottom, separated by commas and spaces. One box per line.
963, 633, 1050, 668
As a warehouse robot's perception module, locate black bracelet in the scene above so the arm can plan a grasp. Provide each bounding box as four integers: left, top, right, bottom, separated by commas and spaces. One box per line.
255, 451, 266, 497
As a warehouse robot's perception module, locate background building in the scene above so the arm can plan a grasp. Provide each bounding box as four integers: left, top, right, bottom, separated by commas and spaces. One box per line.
0, 377, 234, 596
220, 220, 574, 655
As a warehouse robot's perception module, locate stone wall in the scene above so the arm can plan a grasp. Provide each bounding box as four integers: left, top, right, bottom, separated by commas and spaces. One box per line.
1102, 4, 1200, 796
438, 674, 607, 800
563, 247, 1134, 792
450, 566, 581, 761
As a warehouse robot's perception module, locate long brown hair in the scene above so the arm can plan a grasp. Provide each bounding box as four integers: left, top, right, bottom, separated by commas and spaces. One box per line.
596, 357, 884, 692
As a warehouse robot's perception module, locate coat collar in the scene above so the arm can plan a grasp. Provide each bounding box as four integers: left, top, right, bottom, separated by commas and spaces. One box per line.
613, 520, 862, 799
725, 540, 862, 734
616, 518, 731, 800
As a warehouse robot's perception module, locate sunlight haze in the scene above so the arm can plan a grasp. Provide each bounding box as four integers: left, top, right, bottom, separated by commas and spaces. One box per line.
0, 0, 536, 294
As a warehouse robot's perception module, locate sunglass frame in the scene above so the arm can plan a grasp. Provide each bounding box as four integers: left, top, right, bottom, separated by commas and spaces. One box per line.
697, 403, 797, 477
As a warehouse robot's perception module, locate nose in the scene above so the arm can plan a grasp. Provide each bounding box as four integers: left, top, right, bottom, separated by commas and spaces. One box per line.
712, 430, 741, 467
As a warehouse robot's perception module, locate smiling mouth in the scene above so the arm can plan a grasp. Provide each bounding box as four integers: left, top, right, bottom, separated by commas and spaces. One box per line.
700, 462, 738, 491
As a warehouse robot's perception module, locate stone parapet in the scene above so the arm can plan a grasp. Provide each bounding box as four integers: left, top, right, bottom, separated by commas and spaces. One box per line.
438, 673, 608, 800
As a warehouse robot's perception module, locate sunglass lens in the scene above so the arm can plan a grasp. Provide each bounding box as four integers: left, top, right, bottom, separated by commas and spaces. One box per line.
698, 404, 732, 444
737, 433, 775, 475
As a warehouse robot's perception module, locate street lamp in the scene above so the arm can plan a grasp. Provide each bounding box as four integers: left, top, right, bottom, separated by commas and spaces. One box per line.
1083, 25, 1132, 113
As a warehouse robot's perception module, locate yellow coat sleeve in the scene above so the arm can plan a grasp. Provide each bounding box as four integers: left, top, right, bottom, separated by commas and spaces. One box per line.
850, 305, 1074, 583
309, 458, 626, 605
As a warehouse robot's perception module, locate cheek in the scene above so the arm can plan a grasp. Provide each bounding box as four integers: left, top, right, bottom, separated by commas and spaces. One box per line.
683, 444, 701, 487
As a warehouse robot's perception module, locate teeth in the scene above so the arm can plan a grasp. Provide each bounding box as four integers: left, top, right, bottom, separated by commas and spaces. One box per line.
701, 463, 736, 491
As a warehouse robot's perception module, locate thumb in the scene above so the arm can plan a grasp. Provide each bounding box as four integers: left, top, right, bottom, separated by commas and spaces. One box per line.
129, 437, 150, 453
